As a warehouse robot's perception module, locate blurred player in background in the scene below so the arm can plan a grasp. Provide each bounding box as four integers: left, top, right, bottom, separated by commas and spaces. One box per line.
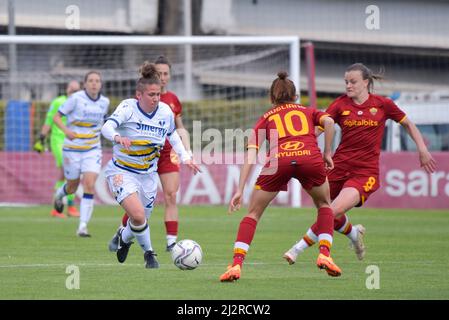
52, 71, 109, 237
284, 63, 436, 263
101, 62, 199, 268
109, 56, 192, 253
220, 71, 340, 282
34, 80, 81, 218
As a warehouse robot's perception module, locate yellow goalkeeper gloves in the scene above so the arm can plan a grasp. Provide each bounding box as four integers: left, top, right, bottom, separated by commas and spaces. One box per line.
33, 134, 46, 153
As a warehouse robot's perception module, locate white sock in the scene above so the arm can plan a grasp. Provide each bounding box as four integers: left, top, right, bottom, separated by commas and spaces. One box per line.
78, 221, 87, 231
347, 225, 359, 242
121, 223, 135, 243
79, 193, 94, 229
166, 235, 177, 247
54, 184, 68, 200
130, 220, 152, 252
293, 228, 318, 254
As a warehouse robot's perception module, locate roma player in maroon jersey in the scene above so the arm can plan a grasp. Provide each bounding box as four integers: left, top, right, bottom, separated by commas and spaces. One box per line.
284, 63, 436, 264
220, 72, 341, 282
153, 56, 191, 251
109, 56, 192, 252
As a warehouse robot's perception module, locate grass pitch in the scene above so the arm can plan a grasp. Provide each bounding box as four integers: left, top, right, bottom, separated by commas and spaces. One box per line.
0, 205, 448, 300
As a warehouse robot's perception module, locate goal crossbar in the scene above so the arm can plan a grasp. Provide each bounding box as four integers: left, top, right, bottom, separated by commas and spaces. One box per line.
0, 35, 301, 93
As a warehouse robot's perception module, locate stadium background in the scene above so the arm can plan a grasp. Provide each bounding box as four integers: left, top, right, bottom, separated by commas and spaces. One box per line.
0, 0, 448, 302
0, 0, 448, 209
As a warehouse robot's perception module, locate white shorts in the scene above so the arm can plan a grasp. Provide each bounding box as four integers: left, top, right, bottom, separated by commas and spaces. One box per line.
63, 148, 102, 180
105, 160, 157, 210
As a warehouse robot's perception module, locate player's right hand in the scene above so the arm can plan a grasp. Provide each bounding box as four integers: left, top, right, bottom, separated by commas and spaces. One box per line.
114, 135, 131, 150
64, 130, 77, 140
228, 192, 243, 214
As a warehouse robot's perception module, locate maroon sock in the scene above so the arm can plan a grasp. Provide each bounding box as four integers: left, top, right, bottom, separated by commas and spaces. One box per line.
165, 221, 178, 236
122, 213, 129, 227
316, 207, 334, 257
335, 214, 353, 235
232, 216, 258, 267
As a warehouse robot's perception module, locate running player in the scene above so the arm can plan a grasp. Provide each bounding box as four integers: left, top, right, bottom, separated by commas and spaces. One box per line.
220, 71, 341, 282
284, 63, 436, 263
52, 71, 109, 237
101, 61, 199, 268
35, 80, 80, 218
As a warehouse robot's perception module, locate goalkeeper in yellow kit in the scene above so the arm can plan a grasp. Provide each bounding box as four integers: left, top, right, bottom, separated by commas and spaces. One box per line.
34, 80, 81, 217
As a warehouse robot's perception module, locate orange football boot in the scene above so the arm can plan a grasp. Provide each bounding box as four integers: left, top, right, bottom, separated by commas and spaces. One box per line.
219, 265, 241, 282
51, 209, 65, 218
316, 253, 342, 277
67, 206, 80, 217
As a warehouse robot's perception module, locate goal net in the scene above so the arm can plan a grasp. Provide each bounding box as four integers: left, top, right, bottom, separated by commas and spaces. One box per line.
0, 35, 303, 206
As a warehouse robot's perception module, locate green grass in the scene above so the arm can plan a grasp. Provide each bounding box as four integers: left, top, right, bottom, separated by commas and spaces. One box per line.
0, 205, 448, 300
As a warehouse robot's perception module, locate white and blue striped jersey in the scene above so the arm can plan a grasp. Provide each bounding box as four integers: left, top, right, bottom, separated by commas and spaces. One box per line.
106, 98, 176, 174
58, 90, 109, 152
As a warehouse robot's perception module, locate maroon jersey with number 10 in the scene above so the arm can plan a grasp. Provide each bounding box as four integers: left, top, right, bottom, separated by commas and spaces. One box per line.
248, 103, 329, 168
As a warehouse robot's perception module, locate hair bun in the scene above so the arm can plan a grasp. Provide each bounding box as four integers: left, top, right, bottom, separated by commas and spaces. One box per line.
277, 71, 288, 80
139, 61, 158, 78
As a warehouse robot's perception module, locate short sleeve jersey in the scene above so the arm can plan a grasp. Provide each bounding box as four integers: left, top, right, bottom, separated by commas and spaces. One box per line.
160, 91, 182, 153
106, 98, 176, 174
248, 103, 329, 167
328, 94, 406, 174
58, 90, 109, 152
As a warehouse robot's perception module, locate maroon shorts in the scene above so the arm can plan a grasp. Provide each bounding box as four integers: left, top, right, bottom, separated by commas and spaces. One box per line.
327, 167, 380, 207
157, 148, 180, 175
255, 162, 327, 192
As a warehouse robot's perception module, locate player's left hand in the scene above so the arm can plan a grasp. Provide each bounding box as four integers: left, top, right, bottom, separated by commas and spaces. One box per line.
184, 159, 201, 175
419, 150, 436, 174
228, 192, 243, 214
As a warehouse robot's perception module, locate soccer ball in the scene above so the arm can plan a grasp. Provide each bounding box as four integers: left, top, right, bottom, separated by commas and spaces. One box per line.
171, 239, 203, 270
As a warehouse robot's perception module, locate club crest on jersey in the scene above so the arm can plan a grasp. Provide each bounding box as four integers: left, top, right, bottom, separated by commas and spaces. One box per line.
159, 120, 166, 127
112, 174, 123, 187
369, 107, 378, 116
357, 111, 363, 116
280, 141, 304, 151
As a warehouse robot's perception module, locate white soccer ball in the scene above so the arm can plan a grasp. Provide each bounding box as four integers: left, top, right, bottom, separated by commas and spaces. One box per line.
171, 239, 203, 270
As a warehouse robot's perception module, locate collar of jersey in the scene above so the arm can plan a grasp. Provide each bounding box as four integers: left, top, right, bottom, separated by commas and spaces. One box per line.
137, 101, 159, 120
84, 89, 101, 102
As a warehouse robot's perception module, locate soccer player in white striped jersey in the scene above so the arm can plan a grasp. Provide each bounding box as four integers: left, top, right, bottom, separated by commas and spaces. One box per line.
52, 71, 109, 237
101, 61, 200, 268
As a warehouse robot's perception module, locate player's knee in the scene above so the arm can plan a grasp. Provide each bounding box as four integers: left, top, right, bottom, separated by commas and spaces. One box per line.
82, 182, 95, 194
65, 182, 78, 194
331, 204, 346, 217
129, 210, 146, 225
164, 190, 177, 205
